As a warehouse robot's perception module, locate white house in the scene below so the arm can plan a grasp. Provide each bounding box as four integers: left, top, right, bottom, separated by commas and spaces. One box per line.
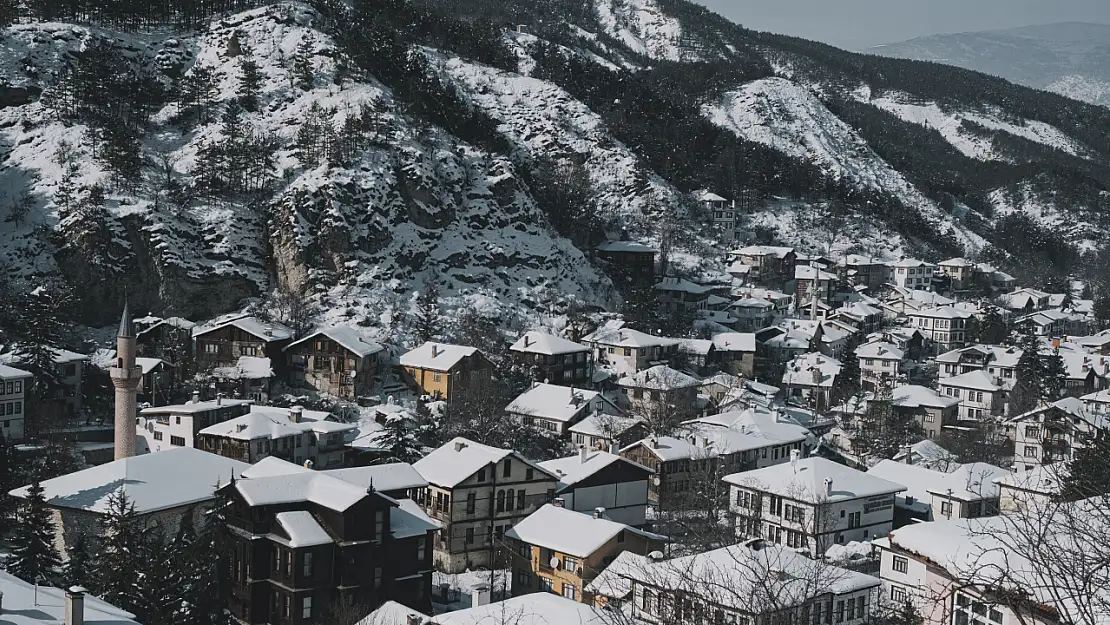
993, 463, 1067, 513
568, 414, 647, 451
725, 456, 906, 555
538, 449, 655, 527
937, 344, 1021, 387
937, 370, 1006, 421
865, 460, 1008, 523
137, 395, 253, 453
580, 325, 680, 377
888, 259, 935, 290
196, 405, 357, 468
0, 363, 32, 441
907, 307, 973, 353
8, 447, 249, 557
412, 437, 559, 573
856, 341, 905, 390
505, 383, 622, 435
1007, 397, 1104, 471
729, 298, 776, 331
937, 258, 977, 290
999, 287, 1051, 313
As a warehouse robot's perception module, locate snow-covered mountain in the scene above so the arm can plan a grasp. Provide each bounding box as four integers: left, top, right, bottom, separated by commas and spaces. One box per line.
870, 22, 1110, 108
1, 0, 1108, 336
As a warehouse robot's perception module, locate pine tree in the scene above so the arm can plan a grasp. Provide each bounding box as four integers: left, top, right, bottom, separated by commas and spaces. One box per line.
413, 282, 441, 343
1011, 324, 1046, 415
237, 45, 264, 112
0, 431, 24, 538
1058, 431, 1110, 501
970, 306, 1008, 344
131, 524, 185, 625
93, 491, 148, 611
834, 348, 862, 403
1042, 347, 1067, 401
64, 534, 93, 588
179, 510, 229, 625
377, 414, 424, 464
7, 480, 62, 584
292, 38, 315, 90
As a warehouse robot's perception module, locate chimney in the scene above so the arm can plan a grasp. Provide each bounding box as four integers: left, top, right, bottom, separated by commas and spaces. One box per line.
593, 507, 606, 519
431, 344, 440, 358
191, 389, 200, 404
553, 498, 565, 508
289, 406, 303, 423
407, 615, 423, 625
903, 445, 913, 464
454, 441, 467, 452
303, 459, 314, 469
609, 442, 618, 454
580, 445, 589, 463
523, 335, 532, 348
650, 436, 659, 449
790, 449, 800, 471
65, 587, 86, 625
216, 393, 224, 406
824, 477, 833, 497
471, 582, 491, 608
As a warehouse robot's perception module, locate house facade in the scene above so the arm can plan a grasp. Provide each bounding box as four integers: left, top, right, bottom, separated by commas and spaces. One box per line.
509, 331, 592, 386
1008, 398, 1103, 471
856, 341, 904, 390
908, 307, 972, 354
581, 326, 680, 377
732, 246, 797, 286
137, 395, 253, 453
412, 437, 559, 573
889, 259, 936, 290
596, 241, 657, 282
539, 449, 654, 527
0, 364, 32, 441
284, 326, 384, 400
196, 405, 356, 469
505, 383, 623, 435
193, 315, 293, 372
399, 342, 492, 403
937, 371, 1006, 421
891, 385, 961, 439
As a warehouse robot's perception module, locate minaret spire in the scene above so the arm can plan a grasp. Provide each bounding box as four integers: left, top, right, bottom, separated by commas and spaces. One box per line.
111, 302, 141, 460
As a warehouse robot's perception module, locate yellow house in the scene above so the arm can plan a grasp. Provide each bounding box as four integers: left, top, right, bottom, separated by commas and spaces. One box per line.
398, 342, 492, 402
506, 503, 666, 604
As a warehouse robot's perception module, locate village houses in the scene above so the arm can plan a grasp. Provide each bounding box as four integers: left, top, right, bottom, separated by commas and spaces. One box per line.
539, 448, 655, 527
0, 363, 32, 441
196, 404, 356, 468
509, 331, 592, 385
399, 342, 493, 403
581, 325, 680, 377
505, 382, 622, 435
283, 325, 384, 400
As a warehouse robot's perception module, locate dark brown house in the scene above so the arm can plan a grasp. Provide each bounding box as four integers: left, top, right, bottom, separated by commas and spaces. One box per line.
596, 241, 657, 282
283, 327, 385, 400
193, 314, 293, 372
220, 469, 436, 624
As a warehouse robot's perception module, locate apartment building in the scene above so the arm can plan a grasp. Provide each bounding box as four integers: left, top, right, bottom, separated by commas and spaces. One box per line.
196, 405, 356, 469
937, 371, 1007, 421
137, 395, 253, 453
412, 437, 559, 573
0, 364, 32, 441
1007, 397, 1103, 471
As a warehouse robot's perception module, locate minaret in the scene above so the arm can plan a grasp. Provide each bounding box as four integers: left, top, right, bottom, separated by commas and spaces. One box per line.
110, 303, 142, 460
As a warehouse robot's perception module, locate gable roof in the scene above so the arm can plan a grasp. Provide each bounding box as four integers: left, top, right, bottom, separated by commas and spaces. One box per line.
939, 370, 1002, 391
686, 408, 811, 445
505, 504, 665, 558
192, 314, 293, 342
509, 331, 590, 356
399, 342, 480, 372
580, 326, 679, 349
539, 450, 653, 491
856, 341, 905, 360
505, 383, 611, 423
233, 471, 370, 512
892, 385, 961, 409
617, 365, 699, 391
724, 457, 906, 503
390, 498, 441, 539
285, 326, 384, 357
9, 448, 249, 515
413, 437, 556, 488
0, 570, 139, 625
275, 510, 333, 547
711, 332, 756, 352
782, 353, 841, 388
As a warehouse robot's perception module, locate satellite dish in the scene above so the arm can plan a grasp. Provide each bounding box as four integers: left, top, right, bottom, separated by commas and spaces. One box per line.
653, 476, 661, 486
549, 556, 561, 568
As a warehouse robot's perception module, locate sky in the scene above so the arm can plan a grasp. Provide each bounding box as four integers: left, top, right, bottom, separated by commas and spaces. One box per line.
694, 0, 1110, 50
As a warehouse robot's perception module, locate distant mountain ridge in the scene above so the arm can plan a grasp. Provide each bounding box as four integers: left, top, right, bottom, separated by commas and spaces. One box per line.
870, 22, 1110, 107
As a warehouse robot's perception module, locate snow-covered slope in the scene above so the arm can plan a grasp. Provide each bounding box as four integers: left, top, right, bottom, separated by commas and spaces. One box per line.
870, 22, 1110, 108
593, 0, 702, 61
704, 78, 985, 253
0, 5, 613, 332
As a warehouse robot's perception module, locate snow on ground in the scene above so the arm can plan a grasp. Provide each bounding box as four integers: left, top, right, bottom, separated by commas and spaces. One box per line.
705, 78, 986, 254
592, 0, 701, 62
863, 92, 1089, 160
989, 184, 1103, 253
432, 570, 511, 613
744, 198, 908, 259
1047, 74, 1110, 108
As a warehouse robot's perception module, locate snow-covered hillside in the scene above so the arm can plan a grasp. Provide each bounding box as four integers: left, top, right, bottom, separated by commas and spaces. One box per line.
704, 78, 986, 253
593, 0, 702, 62
0, 4, 614, 333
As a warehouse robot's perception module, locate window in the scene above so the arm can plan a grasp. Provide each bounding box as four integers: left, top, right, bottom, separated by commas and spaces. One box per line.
476, 468, 486, 482
497, 490, 506, 512
517, 571, 532, 588
302, 597, 312, 619
836, 600, 845, 623
465, 528, 475, 544
856, 597, 866, 620
303, 552, 314, 577
617, 530, 626, 543
467, 493, 477, 514
891, 586, 907, 603
374, 511, 384, 539
503, 458, 512, 478
153, 431, 163, 441
564, 557, 580, 573
941, 501, 953, 517
518, 542, 532, 559
562, 584, 577, 600
433, 372, 442, 382
283, 595, 290, 618
892, 556, 908, 574
642, 589, 654, 613
170, 435, 185, 447
274, 548, 280, 571
526, 468, 534, 480
374, 566, 383, 589
517, 489, 526, 510
175, 416, 181, 425
1024, 446, 1039, 458
417, 537, 426, 559
539, 577, 554, 593
507, 489, 515, 510
285, 550, 292, 576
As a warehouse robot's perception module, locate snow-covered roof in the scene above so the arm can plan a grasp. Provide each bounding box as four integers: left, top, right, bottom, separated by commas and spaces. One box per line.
597, 240, 657, 254
736, 245, 794, 259
937, 344, 1022, 367
0, 363, 32, 379
275, 510, 333, 547
0, 570, 139, 625
623, 424, 781, 462
909, 306, 973, 320
994, 463, 1067, 495
867, 460, 1008, 509
889, 258, 933, 268
209, 356, 273, 380
618, 365, 699, 391
391, 498, 441, 539
505, 383, 609, 422
584, 549, 649, 599
509, 331, 589, 356
414, 437, 554, 488
679, 338, 714, 356
698, 190, 728, 202
134, 357, 165, 375
687, 407, 811, 445
325, 464, 428, 493
939, 257, 975, 267
711, 332, 756, 352
434, 594, 614, 625
1060, 352, 1110, 381
0, 346, 88, 366
192, 314, 293, 342
539, 450, 653, 491
567, 414, 645, 438
782, 353, 841, 388
727, 261, 753, 275
581, 326, 679, 349
938, 370, 1001, 392
837, 301, 883, 319
399, 342, 480, 372
285, 325, 384, 357
135, 316, 195, 338
140, 397, 253, 415
613, 541, 879, 612
724, 457, 906, 503
355, 600, 428, 625
198, 407, 355, 441
892, 440, 957, 472
856, 341, 904, 360
1008, 396, 1104, 429
505, 504, 665, 558
233, 470, 369, 512
892, 385, 961, 409
840, 254, 889, 266
730, 297, 772, 309
9, 448, 249, 515
656, 276, 712, 295
795, 265, 836, 281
